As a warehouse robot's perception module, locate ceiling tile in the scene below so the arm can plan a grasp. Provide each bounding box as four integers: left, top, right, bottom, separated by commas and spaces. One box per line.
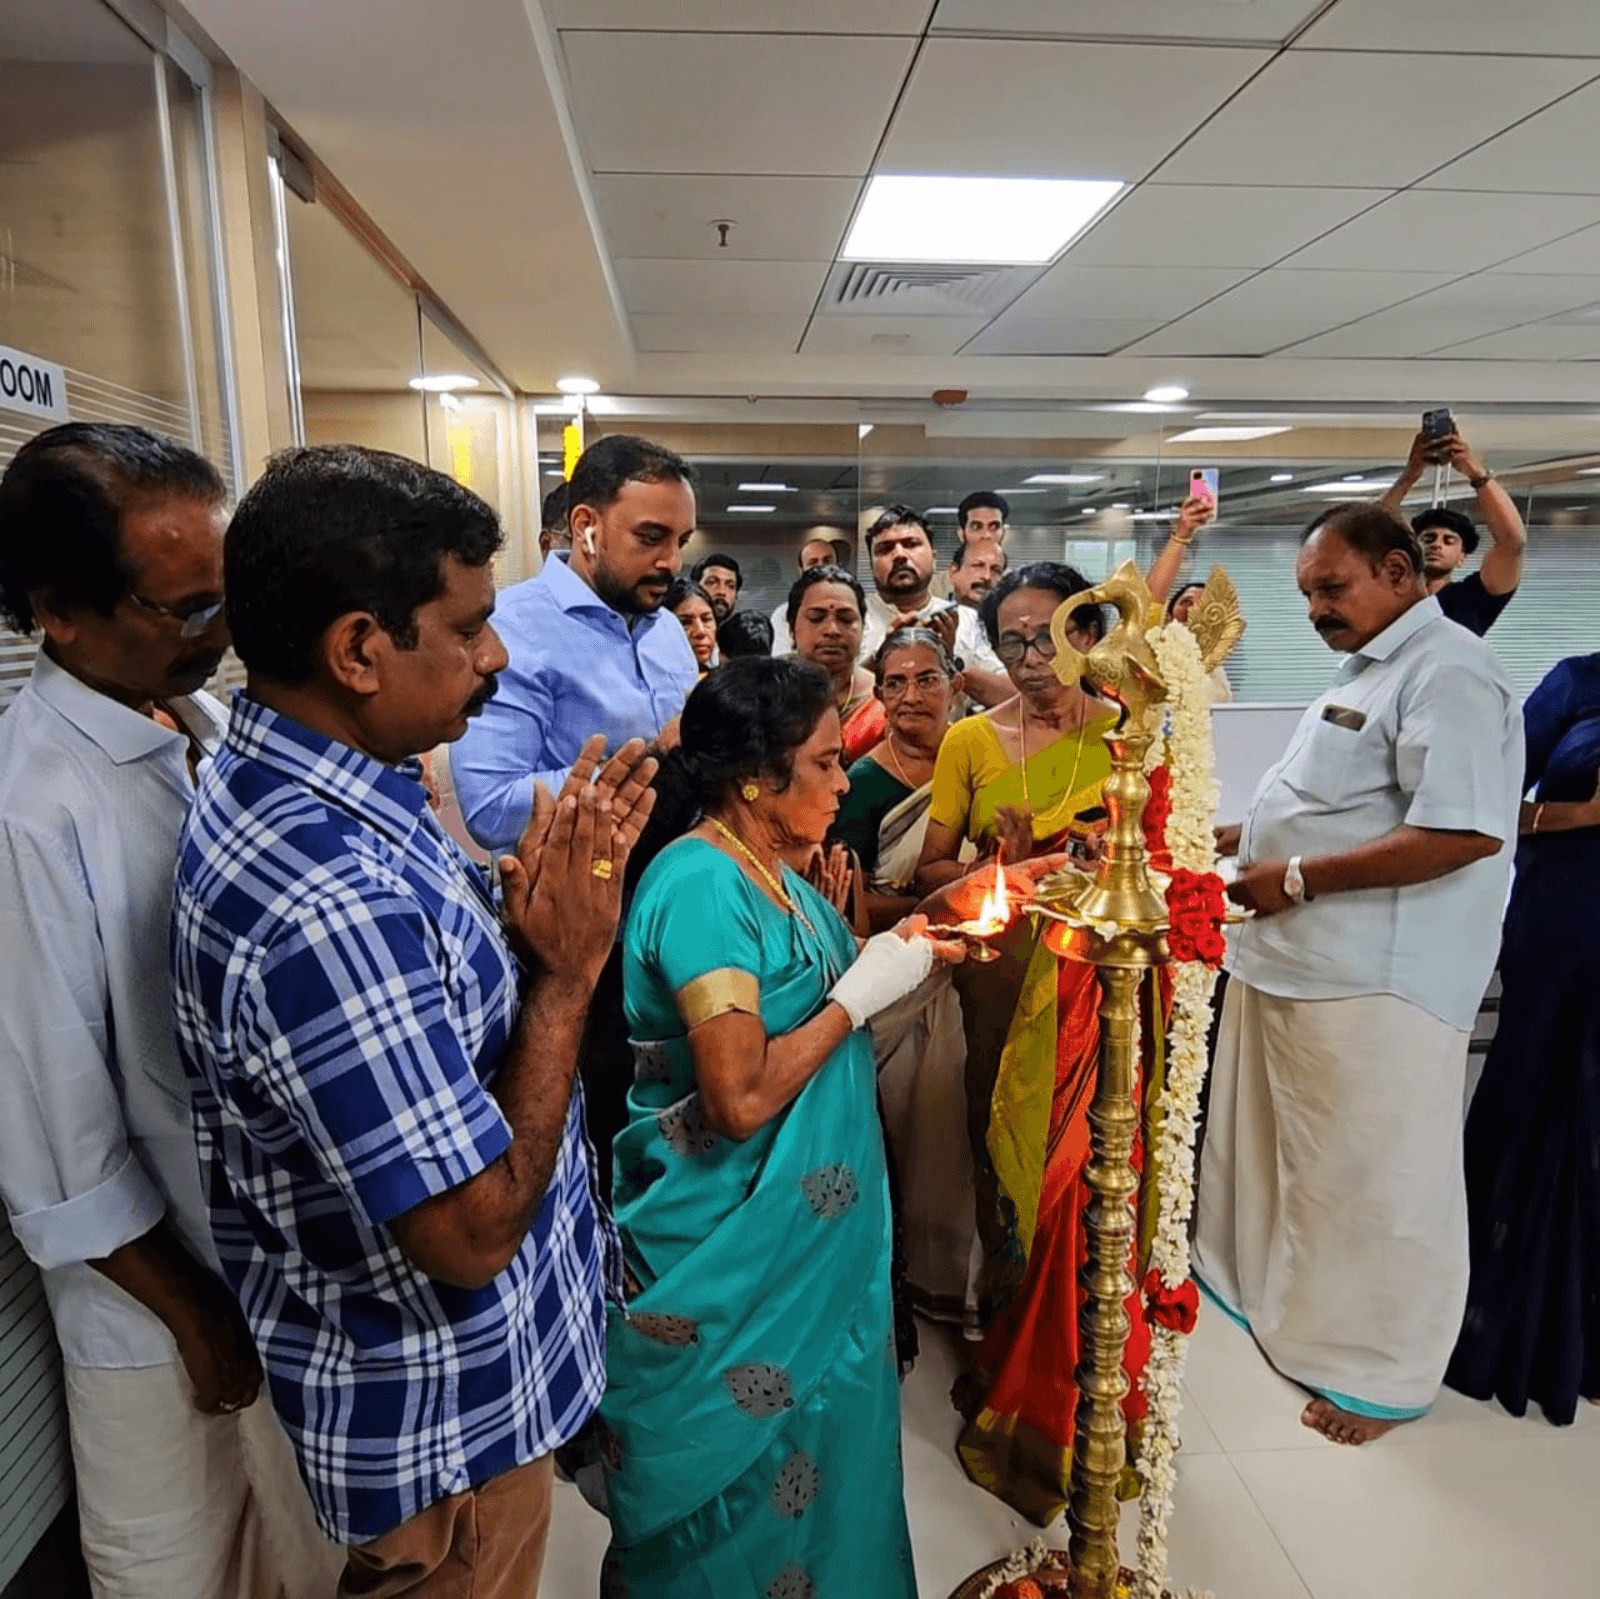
962, 317, 1167, 356
1062, 184, 1392, 268
878, 38, 1271, 181
1283, 313, 1541, 359
591, 174, 861, 261
1154, 52, 1594, 187
551, 0, 931, 30
615, 258, 830, 316
800, 315, 990, 356
561, 31, 916, 175
1125, 268, 1454, 355
1004, 264, 1254, 321
1430, 322, 1600, 360
1494, 221, 1600, 275
931, 0, 1326, 42
1298, 0, 1600, 56
631, 314, 808, 354
1282, 190, 1600, 271
1420, 79, 1600, 195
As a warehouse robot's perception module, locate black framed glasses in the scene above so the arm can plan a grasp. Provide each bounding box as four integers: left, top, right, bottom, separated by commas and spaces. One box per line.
995, 629, 1059, 666
125, 590, 225, 640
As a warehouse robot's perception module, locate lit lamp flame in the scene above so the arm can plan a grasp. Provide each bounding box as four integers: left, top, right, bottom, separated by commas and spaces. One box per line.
970, 853, 1009, 935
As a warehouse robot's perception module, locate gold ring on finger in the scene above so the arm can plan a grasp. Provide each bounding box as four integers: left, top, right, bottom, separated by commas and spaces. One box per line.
591, 859, 614, 880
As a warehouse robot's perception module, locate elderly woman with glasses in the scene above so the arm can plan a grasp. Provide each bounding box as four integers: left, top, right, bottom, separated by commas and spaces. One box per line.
914, 561, 1164, 1526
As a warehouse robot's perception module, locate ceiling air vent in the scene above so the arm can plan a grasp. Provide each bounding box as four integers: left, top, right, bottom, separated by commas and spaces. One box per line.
824, 261, 1040, 318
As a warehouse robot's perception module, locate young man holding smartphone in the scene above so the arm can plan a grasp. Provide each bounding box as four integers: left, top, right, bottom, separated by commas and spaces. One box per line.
1380, 423, 1527, 637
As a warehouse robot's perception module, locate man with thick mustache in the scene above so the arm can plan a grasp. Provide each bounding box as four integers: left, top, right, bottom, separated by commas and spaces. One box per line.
171, 445, 655, 1595
453, 432, 698, 856
1196, 501, 1521, 1451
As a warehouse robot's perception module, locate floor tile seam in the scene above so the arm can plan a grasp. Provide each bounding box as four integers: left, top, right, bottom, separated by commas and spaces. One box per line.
1210, 1448, 1324, 1599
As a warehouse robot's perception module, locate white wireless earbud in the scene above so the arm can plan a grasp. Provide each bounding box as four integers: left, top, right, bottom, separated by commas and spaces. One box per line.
582, 525, 597, 558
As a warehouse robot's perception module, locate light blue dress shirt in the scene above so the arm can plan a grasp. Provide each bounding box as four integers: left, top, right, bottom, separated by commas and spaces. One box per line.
1231, 596, 1523, 1032
453, 553, 699, 853
0, 651, 225, 1368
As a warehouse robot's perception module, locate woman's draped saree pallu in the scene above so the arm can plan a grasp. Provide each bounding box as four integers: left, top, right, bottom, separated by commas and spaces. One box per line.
599, 838, 916, 1599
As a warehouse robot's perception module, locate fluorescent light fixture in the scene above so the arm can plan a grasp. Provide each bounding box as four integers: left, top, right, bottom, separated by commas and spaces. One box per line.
1025, 473, 1104, 485
1342, 473, 1365, 481
1111, 502, 1131, 509
924, 505, 959, 514
1301, 479, 1381, 494
1270, 472, 1294, 483
728, 503, 776, 513
1167, 426, 1292, 443
409, 373, 479, 393
1143, 385, 1189, 404
1080, 507, 1097, 515
738, 482, 796, 493
858, 423, 875, 439
1097, 402, 1188, 415
841, 175, 1124, 265
1576, 467, 1600, 475
556, 374, 600, 395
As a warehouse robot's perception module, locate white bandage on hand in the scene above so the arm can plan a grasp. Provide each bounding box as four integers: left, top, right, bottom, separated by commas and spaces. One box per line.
828, 930, 935, 1031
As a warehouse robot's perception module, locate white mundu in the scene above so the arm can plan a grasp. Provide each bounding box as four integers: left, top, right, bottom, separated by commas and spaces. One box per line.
1195, 595, 1521, 1421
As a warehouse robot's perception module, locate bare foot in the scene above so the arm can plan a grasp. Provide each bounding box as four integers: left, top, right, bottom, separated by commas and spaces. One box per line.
1301, 1397, 1408, 1445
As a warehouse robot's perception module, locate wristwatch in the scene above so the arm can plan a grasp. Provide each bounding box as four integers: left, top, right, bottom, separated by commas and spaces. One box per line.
1283, 856, 1308, 903
1468, 467, 1494, 489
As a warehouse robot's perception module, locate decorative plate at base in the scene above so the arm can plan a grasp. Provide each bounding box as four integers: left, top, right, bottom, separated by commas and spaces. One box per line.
949, 1553, 1145, 1599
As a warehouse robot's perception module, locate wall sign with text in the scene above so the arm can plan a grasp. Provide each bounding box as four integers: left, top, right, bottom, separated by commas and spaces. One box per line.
0, 345, 68, 423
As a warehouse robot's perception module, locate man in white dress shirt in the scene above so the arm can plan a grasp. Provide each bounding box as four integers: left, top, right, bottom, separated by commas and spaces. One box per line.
0, 424, 335, 1597
1198, 500, 1521, 1447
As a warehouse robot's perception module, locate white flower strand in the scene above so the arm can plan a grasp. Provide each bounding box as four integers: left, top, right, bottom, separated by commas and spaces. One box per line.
1131, 623, 1222, 1599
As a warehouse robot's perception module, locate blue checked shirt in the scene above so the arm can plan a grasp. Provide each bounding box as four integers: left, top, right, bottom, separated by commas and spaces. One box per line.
171, 696, 617, 1544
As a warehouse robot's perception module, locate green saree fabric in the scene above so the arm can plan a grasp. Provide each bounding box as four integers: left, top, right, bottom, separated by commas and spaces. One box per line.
600, 838, 916, 1599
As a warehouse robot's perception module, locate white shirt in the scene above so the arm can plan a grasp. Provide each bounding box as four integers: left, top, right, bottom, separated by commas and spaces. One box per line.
1231, 597, 1522, 1032
953, 603, 1005, 676
0, 651, 225, 1367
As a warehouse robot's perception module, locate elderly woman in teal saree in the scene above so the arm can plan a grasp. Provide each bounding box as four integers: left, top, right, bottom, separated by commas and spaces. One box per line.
598, 658, 967, 1598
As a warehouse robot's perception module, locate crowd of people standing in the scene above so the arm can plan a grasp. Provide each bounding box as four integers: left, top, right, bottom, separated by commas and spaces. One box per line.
0, 414, 1591, 1599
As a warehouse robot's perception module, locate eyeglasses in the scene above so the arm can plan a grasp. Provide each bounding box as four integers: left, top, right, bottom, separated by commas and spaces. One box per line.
996, 625, 1089, 667
880, 671, 948, 697
125, 590, 225, 639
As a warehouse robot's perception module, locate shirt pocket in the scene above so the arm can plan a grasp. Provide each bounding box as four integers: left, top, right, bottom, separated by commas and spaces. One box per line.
1287, 716, 1369, 805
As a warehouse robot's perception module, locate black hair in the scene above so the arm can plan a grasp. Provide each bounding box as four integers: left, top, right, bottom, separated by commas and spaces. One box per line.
665, 577, 714, 614
957, 490, 1009, 529
627, 656, 835, 889
0, 422, 225, 634
980, 560, 1105, 649
716, 609, 774, 659
785, 562, 866, 630
1166, 580, 1207, 620
691, 552, 743, 589
1411, 505, 1480, 556
951, 538, 1007, 572
567, 433, 694, 516
225, 444, 501, 683
540, 481, 569, 536
864, 504, 932, 553
1303, 501, 1423, 574
873, 625, 956, 684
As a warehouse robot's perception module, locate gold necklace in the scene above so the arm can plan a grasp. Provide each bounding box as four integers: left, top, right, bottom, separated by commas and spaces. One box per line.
880, 730, 925, 789
706, 816, 818, 936
1018, 698, 1086, 823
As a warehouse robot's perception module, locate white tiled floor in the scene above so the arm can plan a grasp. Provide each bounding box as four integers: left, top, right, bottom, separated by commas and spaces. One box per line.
540, 1304, 1600, 1598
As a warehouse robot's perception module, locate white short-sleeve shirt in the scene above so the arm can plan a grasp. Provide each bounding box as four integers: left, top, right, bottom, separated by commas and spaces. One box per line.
1231, 596, 1522, 1032
0, 651, 225, 1367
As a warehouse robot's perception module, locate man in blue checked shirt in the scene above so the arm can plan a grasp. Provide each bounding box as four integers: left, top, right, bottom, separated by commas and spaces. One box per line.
170, 445, 656, 1596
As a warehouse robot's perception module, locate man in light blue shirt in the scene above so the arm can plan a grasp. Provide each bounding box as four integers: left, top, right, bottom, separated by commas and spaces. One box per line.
1197, 500, 1521, 1451
453, 434, 698, 855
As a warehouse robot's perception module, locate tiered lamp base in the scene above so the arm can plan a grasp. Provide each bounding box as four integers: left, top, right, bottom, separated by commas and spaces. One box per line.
950, 1552, 1158, 1599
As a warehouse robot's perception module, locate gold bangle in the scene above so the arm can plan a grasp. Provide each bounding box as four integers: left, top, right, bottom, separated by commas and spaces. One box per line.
1169, 532, 1193, 545
1532, 803, 1546, 835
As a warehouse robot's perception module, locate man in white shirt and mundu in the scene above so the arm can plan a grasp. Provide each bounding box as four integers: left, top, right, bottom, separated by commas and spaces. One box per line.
1200, 500, 1521, 1447
0, 425, 334, 1597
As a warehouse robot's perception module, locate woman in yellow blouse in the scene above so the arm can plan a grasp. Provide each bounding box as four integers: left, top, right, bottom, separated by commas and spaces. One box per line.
915, 561, 1155, 1528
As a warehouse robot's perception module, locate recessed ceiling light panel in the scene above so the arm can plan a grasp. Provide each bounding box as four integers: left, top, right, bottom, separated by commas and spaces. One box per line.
842, 175, 1125, 265
728, 503, 776, 513
409, 373, 480, 393
1143, 385, 1189, 404
1168, 426, 1292, 443
738, 482, 796, 493
1025, 473, 1104, 485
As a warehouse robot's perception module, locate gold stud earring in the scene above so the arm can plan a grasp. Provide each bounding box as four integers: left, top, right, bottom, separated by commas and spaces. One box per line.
741, 782, 760, 802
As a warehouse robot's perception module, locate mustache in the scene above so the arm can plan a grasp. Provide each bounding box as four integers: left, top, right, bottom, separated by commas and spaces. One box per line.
1315, 618, 1348, 636
466, 675, 500, 713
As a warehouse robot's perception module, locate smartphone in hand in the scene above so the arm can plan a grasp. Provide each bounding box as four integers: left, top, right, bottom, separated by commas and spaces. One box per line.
1189, 467, 1219, 512
1421, 408, 1455, 461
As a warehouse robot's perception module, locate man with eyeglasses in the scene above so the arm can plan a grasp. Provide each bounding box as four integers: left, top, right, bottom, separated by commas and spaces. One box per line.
0, 424, 336, 1598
